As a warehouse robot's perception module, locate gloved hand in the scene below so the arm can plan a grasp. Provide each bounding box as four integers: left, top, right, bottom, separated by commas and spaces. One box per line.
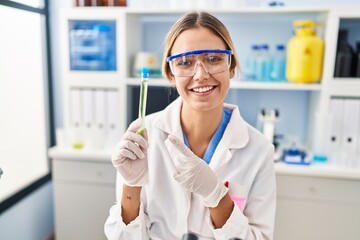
111, 119, 148, 187
165, 135, 228, 208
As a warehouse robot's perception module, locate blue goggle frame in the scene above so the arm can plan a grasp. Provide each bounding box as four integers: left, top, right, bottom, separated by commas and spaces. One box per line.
167, 49, 232, 62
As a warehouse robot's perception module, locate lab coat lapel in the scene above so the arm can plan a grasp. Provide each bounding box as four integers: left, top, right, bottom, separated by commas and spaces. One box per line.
153, 97, 192, 234
209, 104, 249, 172
153, 97, 183, 140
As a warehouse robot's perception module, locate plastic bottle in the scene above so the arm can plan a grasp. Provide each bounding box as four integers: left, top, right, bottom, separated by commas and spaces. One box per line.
286, 20, 324, 83
245, 44, 259, 81
334, 29, 354, 78
256, 44, 272, 82
271, 44, 287, 82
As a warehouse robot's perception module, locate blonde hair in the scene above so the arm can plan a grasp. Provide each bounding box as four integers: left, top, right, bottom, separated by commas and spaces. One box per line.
162, 12, 240, 80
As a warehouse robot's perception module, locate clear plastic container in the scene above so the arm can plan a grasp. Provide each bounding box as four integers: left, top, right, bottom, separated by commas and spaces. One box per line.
245, 44, 259, 80
255, 44, 272, 81
271, 44, 287, 82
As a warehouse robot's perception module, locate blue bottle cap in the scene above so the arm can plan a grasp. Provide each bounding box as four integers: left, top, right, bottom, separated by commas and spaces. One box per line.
251, 44, 259, 50
141, 67, 149, 78
276, 44, 285, 50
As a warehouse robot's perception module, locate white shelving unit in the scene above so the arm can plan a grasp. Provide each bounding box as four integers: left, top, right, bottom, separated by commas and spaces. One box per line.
49, 6, 360, 240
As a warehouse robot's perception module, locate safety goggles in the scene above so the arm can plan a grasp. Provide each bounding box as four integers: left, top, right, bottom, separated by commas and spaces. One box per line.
167, 49, 232, 77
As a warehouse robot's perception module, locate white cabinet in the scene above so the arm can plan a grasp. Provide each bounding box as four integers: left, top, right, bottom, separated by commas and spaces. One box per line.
50, 147, 116, 240
274, 165, 360, 240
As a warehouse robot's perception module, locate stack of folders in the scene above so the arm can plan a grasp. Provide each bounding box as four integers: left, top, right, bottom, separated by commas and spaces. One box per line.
65, 87, 122, 151
328, 98, 360, 168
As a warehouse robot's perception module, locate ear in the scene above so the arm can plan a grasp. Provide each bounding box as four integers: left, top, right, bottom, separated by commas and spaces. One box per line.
229, 68, 235, 80
169, 74, 176, 84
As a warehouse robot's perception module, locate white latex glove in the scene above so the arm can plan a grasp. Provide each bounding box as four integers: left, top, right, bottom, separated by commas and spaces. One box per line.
165, 135, 228, 208
111, 119, 148, 186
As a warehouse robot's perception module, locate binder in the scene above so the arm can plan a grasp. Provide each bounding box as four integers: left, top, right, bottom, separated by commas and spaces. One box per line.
94, 89, 107, 149
70, 89, 84, 149
82, 89, 95, 130
106, 90, 120, 131
106, 90, 121, 148
341, 99, 360, 154
82, 89, 95, 149
70, 89, 82, 128
327, 98, 345, 166
341, 99, 360, 168
94, 89, 106, 131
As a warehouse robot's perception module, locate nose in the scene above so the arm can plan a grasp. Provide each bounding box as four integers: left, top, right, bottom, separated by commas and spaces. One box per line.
193, 61, 209, 81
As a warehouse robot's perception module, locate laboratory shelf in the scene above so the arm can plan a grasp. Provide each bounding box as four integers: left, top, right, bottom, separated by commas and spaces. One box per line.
230, 81, 322, 91
327, 78, 360, 97
48, 146, 112, 163
66, 76, 120, 89
275, 161, 360, 180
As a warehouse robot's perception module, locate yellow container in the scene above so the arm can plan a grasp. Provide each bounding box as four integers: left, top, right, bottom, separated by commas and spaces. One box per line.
286, 20, 324, 83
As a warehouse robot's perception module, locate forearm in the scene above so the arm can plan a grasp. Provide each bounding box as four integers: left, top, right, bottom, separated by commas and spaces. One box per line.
121, 184, 142, 224
209, 192, 234, 228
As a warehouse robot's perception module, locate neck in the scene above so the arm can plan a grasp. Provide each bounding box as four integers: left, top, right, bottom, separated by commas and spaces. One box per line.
180, 103, 223, 157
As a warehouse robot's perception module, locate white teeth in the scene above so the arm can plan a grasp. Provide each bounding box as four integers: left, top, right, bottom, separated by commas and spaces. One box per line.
192, 86, 214, 93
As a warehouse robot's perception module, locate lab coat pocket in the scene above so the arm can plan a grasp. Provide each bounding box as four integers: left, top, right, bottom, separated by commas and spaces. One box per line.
227, 182, 248, 212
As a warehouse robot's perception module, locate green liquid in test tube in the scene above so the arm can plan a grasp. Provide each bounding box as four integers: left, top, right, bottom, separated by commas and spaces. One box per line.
136, 68, 149, 137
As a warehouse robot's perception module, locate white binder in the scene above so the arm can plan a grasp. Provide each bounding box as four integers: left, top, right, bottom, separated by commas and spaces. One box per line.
328, 98, 345, 166
70, 88, 82, 128
82, 89, 95, 130
342, 99, 360, 168
94, 89, 107, 149
94, 89, 107, 131
342, 99, 360, 153
106, 90, 121, 148
69, 89, 84, 148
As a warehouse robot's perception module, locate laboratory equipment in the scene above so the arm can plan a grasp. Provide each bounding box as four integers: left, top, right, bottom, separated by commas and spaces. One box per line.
69, 20, 116, 71
245, 44, 259, 80
286, 20, 324, 83
136, 68, 149, 137
282, 144, 310, 165
334, 29, 354, 77
258, 108, 280, 145
133, 52, 162, 78
271, 44, 287, 82
256, 44, 272, 81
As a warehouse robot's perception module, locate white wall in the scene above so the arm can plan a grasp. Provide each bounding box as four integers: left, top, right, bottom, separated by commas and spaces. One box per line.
0, 182, 54, 240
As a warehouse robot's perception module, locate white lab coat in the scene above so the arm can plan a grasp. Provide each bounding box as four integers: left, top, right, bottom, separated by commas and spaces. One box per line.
104, 97, 276, 240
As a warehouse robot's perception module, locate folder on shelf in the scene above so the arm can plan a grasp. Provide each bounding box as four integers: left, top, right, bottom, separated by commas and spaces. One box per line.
106, 90, 120, 131
69, 88, 84, 149
327, 98, 345, 166
70, 89, 82, 128
82, 89, 95, 130
342, 99, 360, 167
106, 90, 121, 148
342, 99, 360, 152
94, 89, 106, 130
94, 89, 107, 149
82, 89, 96, 149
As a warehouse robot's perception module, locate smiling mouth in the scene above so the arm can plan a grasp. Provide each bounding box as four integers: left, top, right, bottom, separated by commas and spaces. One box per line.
191, 86, 215, 93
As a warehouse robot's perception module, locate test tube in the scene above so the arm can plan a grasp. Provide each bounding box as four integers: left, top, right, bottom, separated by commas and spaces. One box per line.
136, 68, 149, 137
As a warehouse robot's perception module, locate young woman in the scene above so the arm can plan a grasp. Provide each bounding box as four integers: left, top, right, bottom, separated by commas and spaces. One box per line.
105, 12, 276, 240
